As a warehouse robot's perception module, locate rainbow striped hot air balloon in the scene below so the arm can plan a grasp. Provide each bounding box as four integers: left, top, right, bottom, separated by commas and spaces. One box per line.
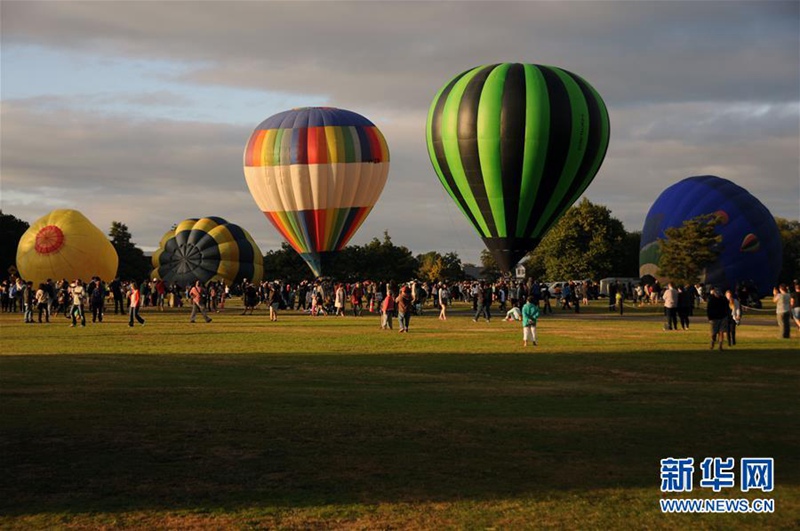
426, 63, 610, 272
152, 217, 264, 287
243, 107, 390, 277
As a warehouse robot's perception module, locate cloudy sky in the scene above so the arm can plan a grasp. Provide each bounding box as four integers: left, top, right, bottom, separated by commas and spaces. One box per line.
2, 0, 798, 264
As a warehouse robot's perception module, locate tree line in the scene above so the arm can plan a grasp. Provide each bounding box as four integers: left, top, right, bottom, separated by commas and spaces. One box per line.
2, 203, 798, 285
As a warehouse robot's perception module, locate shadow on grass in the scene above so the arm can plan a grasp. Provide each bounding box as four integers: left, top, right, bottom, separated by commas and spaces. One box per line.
1, 350, 798, 515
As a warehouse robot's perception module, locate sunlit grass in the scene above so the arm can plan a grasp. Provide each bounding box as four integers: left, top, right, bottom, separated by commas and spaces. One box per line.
1, 299, 793, 355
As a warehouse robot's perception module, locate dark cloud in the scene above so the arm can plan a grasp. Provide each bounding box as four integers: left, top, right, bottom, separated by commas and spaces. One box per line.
4, 1, 798, 108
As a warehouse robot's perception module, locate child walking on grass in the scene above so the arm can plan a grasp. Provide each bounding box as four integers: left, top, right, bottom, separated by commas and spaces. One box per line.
522, 295, 540, 347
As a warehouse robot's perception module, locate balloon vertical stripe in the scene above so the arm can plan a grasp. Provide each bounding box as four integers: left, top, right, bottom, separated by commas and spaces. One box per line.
337, 207, 370, 250
442, 67, 492, 236
498, 63, 526, 239
526, 67, 573, 239
291, 128, 306, 164
459, 65, 497, 237
426, 71, 482, 234
477, 63, 509, 237
306, 127, 324, 165
342, 126, 355, 162
355, 126, 372, 161
516, 64, 549, 236
328, 207, 348, 250
539, 71, 610, 233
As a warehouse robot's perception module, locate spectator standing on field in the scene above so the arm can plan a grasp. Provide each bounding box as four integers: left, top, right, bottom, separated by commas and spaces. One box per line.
0, 280, 9, 312
470, 282, 480, 313
242, 282, 258, 315
773, 284, 791, 339
334, 283, 346, 316
438, 283, 449, 321
189, 280, 212, 324
522, 295, 540, 347
381, 289, 395, 330
790, 283, 800, 332
677, 285, 693, 330
396, 286, 413, 333
663, 282, 679, 330
473, 282, 492, 323
541, 284, 552, 314
69, 279, 86, 327
561, 282, 572, 311
496, 282, 507, 313
110, 277, 124, 314
35, 283, 50, 323
155, 278, 167, 311
11, 277, 24, 312
128, 281, 145, 327
22, 281, 34, 323
608, 282, 617, 312
351, 282, 364, 317
725, 289, 741, 346
90, 277, 106, 323
706, 287, 728, 350
267, 282, 279, 322
140, 280, 151, 307
44, 279, 56, 318
56, 279, 69, 317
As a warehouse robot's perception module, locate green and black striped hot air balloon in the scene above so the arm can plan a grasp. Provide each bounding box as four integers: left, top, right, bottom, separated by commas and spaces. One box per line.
426, 63, 610, 272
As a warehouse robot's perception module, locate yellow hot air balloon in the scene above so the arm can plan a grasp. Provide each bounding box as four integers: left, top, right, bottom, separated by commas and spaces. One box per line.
16, 209, 119, 285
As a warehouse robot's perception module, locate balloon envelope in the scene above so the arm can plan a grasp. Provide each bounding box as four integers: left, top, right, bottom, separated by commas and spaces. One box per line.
243, 107, 390, 277
639, 175, 782, 296
152, 217, 264, 286
16, 209, 118, 285
426, 63, 610, 272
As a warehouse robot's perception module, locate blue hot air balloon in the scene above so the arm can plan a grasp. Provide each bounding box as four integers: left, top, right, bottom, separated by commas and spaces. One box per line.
640, 175, 782, 297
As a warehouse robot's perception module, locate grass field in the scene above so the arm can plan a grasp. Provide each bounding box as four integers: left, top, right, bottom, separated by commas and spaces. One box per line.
1, 300, 798, 529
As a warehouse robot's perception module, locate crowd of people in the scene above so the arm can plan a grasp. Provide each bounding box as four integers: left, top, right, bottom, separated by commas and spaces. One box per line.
0, 276, 231, 327
2, 273, 798, 344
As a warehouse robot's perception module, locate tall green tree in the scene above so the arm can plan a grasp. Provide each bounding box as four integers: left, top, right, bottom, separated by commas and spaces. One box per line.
525, 198, 629, 280
775, 217, 800, 284
618, 231, 642, 277
520, 250, 546, 282
440, 251, 463, 281
109, 221, 151, 282
341, 231, 418, 281
0, 211, 29, 274
263, 231, 419, 282
416, 251, 463, 282
657, 213, 722, 286
479, 249, 502, 281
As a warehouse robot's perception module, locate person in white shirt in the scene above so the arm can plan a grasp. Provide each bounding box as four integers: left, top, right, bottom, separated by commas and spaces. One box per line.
662, 282, 679, 330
